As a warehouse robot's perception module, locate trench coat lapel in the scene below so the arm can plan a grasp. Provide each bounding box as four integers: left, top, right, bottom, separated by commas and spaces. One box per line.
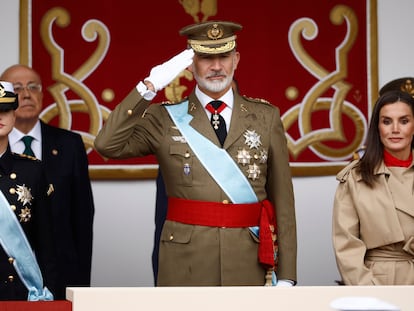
389, 167, 414, 218
375, 162, 414, 218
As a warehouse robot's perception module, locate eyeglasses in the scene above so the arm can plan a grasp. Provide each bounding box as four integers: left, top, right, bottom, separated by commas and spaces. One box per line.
13, 83, 42, 94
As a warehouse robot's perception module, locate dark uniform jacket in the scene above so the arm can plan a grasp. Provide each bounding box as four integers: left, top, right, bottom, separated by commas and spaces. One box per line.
40, 121, 94, 299
0, 146, 56, 300
95, 87, 297, 285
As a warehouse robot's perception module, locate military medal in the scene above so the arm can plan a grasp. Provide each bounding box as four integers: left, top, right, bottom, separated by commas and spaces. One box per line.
255, 150, 268, 164
16, 184, 33, 206
183, 163, 191, 175
236, 148, 252, 166
206, 101, 226, 130
19, 207, 32, 222
247, 163, 261, 180
244, 130, 262, 149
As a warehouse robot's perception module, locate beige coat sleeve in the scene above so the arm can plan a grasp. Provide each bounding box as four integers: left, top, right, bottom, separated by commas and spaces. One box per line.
332, 168, 376, 285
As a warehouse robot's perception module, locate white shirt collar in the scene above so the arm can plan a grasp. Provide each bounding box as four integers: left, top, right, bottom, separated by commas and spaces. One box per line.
9, 120, 42, 145
195, 85, 234, 109
9, 120, 42, 159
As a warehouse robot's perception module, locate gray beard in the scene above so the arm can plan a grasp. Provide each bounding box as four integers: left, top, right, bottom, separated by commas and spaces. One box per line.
194, 71, 234, 94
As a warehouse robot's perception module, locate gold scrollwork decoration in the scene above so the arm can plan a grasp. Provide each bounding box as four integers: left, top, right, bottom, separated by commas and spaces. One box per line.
39, 7, 111, 150
283, 5, 366, 160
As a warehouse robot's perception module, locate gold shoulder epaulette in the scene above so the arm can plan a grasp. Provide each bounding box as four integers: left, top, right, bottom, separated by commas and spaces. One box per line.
242, 95, 271, 105
160, 100, 173, 105
161, 96, 189, 106
12, 152, 38, 161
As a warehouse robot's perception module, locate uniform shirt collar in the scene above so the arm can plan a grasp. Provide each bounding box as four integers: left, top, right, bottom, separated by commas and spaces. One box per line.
195, 85, 234, 109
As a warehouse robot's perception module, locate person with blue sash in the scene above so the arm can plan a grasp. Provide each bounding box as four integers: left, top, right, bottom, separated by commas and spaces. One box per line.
95, 20, 297, 286
1, 65, 95, 300
0, 81, 56, 300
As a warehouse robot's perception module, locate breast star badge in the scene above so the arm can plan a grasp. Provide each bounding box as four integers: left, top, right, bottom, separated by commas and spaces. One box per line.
236, 148, 252, 166
246, 163, 261, 180
19, 207, 32, 222
16, 184, 33, 206
244, 130, 262, 149
258, 150, 268, 164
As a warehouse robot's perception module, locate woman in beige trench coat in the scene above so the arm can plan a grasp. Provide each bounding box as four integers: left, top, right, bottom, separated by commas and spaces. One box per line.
333, 90, 414, 285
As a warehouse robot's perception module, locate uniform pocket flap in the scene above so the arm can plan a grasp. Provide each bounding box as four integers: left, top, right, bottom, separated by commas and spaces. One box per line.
160, 221, 193, 244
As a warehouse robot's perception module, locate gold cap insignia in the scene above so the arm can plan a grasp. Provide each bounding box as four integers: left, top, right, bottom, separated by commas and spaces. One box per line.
207, 24, 224, 40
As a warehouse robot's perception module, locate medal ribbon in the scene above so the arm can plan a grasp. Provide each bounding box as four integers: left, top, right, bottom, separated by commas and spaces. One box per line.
0, 190, 53, 301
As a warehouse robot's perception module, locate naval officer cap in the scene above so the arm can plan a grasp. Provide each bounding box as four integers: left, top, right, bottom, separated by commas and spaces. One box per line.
0, 81, 18, 112
180, 20, 242, 55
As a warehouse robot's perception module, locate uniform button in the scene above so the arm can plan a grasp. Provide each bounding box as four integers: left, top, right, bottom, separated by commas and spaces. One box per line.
8, 276, 14, 282
184, 152, 190, 158
222, 200, 229, 204
8, 257, 14, 264
127, 109, 133, 116
10, 205, 16, 211
9, 188, 15, 195
10, 173, 16, 179
169, 234, 174, 241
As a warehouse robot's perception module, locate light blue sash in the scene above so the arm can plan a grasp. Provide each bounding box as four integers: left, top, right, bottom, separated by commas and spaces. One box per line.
165, 100, 277, 285
0, 190, 53, 301
165, 101, 257, 203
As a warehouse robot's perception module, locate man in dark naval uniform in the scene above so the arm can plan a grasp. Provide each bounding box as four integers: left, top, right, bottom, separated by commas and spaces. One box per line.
95, 20, 297, 286
0, 81, 56, 300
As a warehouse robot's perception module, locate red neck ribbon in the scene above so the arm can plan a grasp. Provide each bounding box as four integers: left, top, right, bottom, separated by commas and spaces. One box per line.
205, 101, 226, 114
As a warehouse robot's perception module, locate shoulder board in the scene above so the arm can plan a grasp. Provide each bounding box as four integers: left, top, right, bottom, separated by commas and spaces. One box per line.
160, 100, 173, 106
161, 97, 189, 106
336, 160, 359, 182
242, 95, 271, 105
12, 152, 38, 161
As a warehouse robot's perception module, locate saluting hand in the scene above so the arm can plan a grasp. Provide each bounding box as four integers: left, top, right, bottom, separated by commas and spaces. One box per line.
144, 49, 194, 92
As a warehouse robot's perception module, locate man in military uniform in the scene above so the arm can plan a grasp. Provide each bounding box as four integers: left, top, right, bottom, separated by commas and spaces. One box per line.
0, 81, 56, 300
95, 20, 297, 286
1, 64, 95, 300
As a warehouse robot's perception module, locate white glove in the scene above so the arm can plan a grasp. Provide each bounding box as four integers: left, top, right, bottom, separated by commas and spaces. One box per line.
145, 49, 194, 92
276, 279, 294, 287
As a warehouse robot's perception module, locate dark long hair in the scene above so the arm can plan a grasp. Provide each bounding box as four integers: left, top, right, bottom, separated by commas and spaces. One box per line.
357, 90, 414, 187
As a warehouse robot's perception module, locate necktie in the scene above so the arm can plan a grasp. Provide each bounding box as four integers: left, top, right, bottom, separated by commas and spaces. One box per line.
21, 136, 35, 157
206, 100, 227, 146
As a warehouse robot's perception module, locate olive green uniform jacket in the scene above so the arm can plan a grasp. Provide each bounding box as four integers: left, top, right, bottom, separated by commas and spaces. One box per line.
333, 156, 414, 285
95, 87, 297, 285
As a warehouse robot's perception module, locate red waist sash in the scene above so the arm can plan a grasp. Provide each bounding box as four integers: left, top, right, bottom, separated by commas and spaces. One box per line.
167, 197, 261, 227
166, 197, 277, 268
